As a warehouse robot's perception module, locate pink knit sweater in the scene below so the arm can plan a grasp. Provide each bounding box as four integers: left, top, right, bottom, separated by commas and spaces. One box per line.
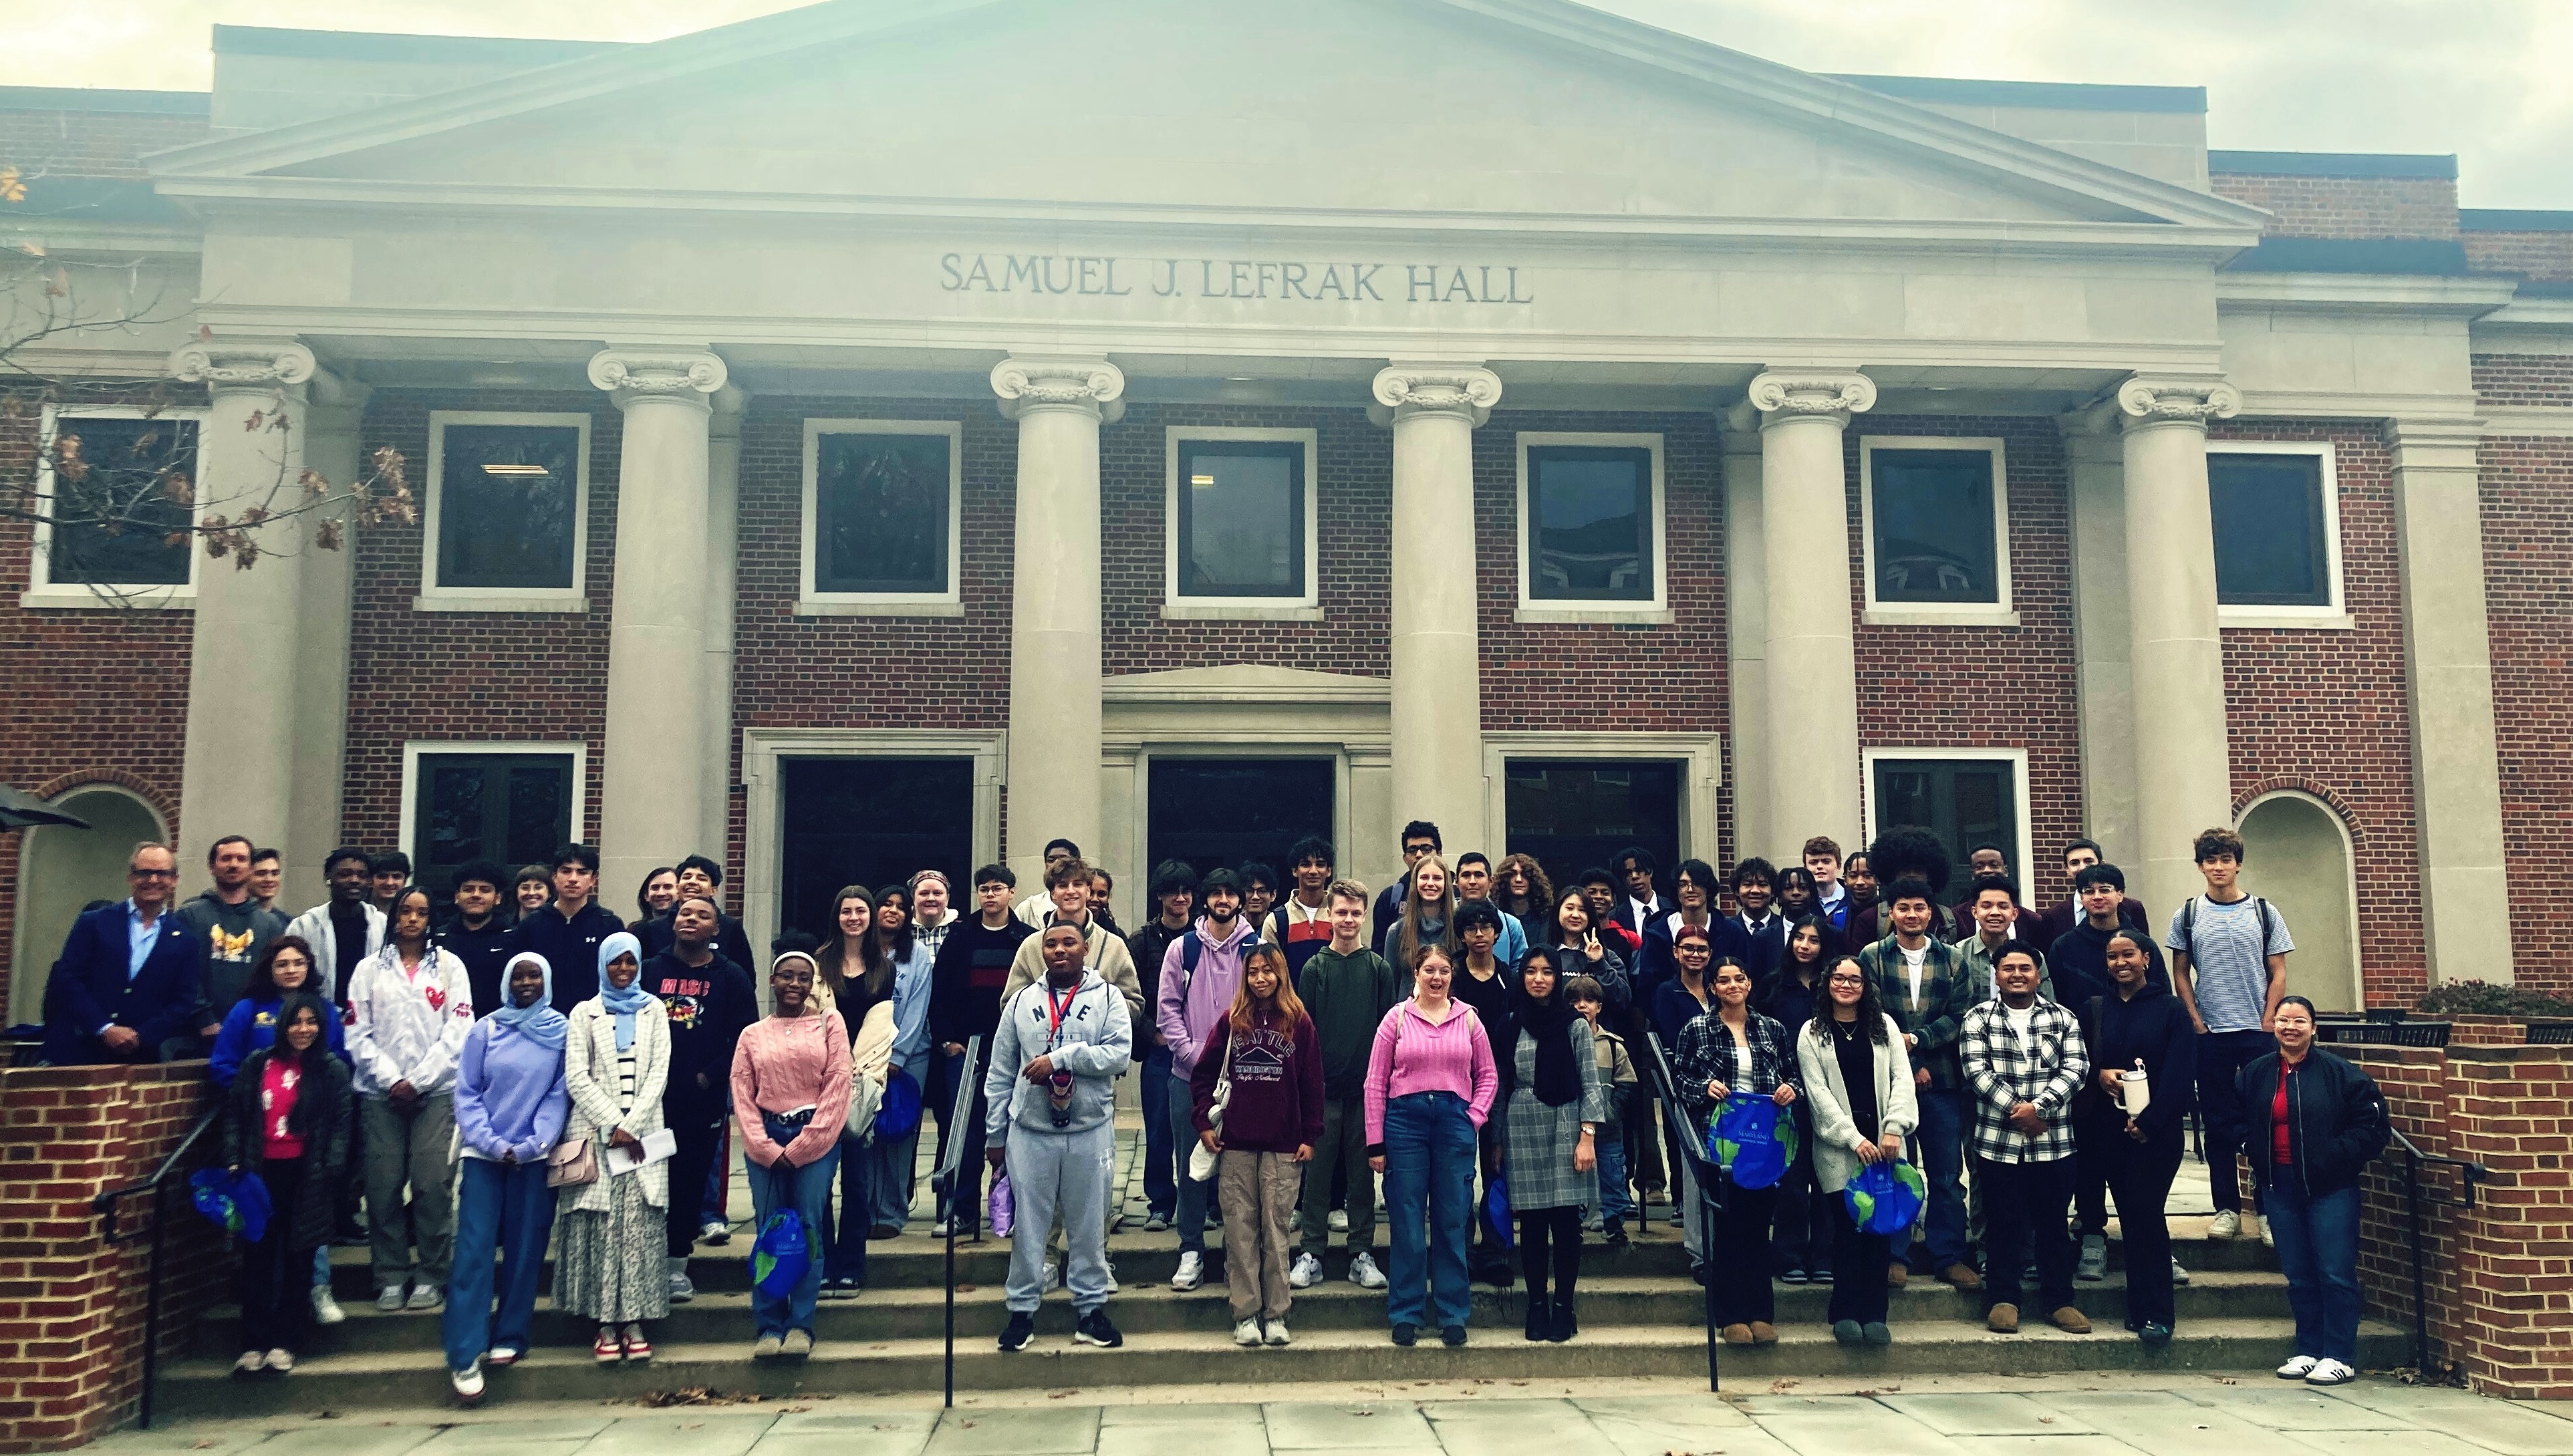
730, 1008, 851, 1169
1363, 998, 1499, 1147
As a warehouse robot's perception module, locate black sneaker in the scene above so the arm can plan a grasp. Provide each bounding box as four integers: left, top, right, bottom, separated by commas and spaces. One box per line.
1074, 1309, 1123, 1348
1440, 1324, 1468, 1347
1391, 1322, 1418, 1347
998, 1311, 1035, 1352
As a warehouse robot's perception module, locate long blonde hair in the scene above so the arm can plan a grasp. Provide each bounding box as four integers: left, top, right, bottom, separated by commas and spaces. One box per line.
1393, 852, 1459, 970
1227, 943, 1309, 1038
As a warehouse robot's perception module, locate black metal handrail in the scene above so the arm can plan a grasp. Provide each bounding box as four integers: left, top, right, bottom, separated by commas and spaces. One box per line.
1640, 1031, 1723, 1393
928, 1035, 984, 1409
2383, 1123, 2487, 1381
91, 1103, 220, 1431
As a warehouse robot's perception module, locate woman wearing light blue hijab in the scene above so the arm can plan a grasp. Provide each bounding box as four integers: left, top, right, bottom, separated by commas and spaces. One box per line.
555, 931, 674, 1364
444, 951, 570, 1405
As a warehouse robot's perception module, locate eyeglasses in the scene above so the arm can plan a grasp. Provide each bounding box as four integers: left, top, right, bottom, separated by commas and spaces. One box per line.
1827, 974, 1866, 986
130, 868, 177, 880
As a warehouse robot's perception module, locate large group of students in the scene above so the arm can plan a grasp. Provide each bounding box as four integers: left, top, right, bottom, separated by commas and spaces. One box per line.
35, 815, 2389, 1399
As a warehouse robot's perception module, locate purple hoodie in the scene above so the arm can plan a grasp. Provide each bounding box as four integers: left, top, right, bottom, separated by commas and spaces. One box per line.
1156, 917, 1256, 1078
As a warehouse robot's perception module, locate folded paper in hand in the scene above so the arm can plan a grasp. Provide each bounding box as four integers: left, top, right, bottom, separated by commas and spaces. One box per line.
605, 1127, 679, 1175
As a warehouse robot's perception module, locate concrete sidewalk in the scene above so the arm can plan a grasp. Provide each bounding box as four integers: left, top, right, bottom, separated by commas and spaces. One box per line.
92, 1376, 2573, 1456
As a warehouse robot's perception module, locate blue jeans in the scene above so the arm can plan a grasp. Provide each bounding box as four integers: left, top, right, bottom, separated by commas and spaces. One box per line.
440, 1157, 555, 1372
2265, 1177, 2362, 1364
1168, 1074, 1213, 1253
751, 1132, 841, 1338
2198, 1030, 2274, 1215
824, 1139, 870, 1285
1141, 1044, 1177, 1218
701, 1115, 730, 1227
871, 1123, 920, 1229
1381, 1091, 1476, 1330
1912, 1087, 1968, 1269
1595, 1121, 1634, 1224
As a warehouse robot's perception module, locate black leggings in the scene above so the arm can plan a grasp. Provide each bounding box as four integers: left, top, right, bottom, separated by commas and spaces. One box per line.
1517, 1206, 1583, 1310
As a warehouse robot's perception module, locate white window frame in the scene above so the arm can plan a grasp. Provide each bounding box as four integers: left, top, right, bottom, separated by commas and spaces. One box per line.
417, 410, 592, 613
2209, 440, 2350, 630
1860, 746, 2034, 891
1164, 426, 1321, 621
21, 403, 207, 609
1515, 432, 1670, 624
396, 740, 590, 875
1859, 436, 2017, 628
799, 418, 965, 617
1480, 730, 1724, 871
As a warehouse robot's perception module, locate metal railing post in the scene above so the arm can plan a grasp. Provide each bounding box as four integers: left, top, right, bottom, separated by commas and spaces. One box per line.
929, 1036, 984, 1411
1643, 1032, 1719, 1394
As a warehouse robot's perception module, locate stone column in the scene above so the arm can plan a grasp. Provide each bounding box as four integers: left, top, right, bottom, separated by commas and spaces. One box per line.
589, 347, 726, 903
1747, 371, 1872, 858
1373, 363, 1501, 856
285, 372, 370, 909
170, 339, 315, 895
2060, 411, 2142, 873
1719, 409, 1771, 861
703, 386, 747, 883
2115, 375, 2242, 922
2389, 416, 2514, 984
992, 356, 1122, 887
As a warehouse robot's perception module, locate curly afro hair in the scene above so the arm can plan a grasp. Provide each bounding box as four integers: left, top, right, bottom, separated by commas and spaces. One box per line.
1865, 826, 1953, 899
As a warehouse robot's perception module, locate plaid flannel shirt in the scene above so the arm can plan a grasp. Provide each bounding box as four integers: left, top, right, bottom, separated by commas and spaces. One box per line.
1857, 932, 1976, 1090
1671, 1007, 1796, 1117
1959, 996, 2090, 1165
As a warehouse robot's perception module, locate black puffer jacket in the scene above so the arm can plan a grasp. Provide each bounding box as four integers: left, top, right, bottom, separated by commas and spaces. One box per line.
2237, 1046, 2390, 1198
221, 1048, 353, 1251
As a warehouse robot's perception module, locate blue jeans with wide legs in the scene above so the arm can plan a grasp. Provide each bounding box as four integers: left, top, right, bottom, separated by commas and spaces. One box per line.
1381, 1091, 1476, 1332
1140, 1044, 1178, 1220
823, 1138, 870, 1286
1911, 1087, 1969, 1270
440, 1157, 556, 1373
751, 1142, 841, 1338
2264, 1176, 2362, 1364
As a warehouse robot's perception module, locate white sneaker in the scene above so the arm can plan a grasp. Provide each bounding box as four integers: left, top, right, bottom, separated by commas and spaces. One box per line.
2170, 1257, 2191, 1287
1103, 1258, 1119, 1294
310, 1286, 346, 1326
406, 1285, 443, 1312
1263, 1320, 1291, 1347
263, 1348, 293, 1374
376, 1286, 406, 1313
231, 1350, 264, 1376
669, 1268, 696, 1303
2260, 1217, 2276, 1249
450, 1362, 485, 1402
2276, 1354, 2320, 1379
2304, 1358, 2357, 1386
1234, 1318, 1263, 1346
1328, 1209, 1349, 1232
700, 1219, 732, 1244
1172, 1250, 1204, 1291
1350, 1251, 1387, 1289
1289, 1252, 1322, 1289
2211, 1210, 2242, 1240
1042, 1260, 1063, 1292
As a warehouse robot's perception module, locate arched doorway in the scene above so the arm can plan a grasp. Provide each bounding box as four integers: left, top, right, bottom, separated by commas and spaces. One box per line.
2236, 790, 2362, 1012
8, 786, 167, 1027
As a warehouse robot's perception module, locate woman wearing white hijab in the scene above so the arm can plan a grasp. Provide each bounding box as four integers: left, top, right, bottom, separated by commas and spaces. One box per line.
555, 931, 673, 1363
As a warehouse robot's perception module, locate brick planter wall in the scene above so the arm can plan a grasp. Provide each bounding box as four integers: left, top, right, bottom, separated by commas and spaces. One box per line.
0, 1062, 226, 1451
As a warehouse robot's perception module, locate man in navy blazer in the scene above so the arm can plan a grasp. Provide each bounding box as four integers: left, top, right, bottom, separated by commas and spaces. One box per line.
41, 843, 204, 1066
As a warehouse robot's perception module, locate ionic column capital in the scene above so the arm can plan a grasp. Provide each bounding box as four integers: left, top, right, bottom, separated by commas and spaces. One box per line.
2115, 375, 2242, 430
992, 355, 1125, 422
1371, 363, 1501, 428
170, 339, 316, 396
587, 347, 728, 412
1746, 370, 1875, 428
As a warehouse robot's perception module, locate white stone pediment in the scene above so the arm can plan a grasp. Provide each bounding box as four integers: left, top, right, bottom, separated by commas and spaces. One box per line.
150, 0, 2263, 241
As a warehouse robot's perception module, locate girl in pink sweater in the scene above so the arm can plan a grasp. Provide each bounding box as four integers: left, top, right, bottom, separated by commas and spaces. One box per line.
728, 948, 849, 1358
1364, 944, 1496, 1348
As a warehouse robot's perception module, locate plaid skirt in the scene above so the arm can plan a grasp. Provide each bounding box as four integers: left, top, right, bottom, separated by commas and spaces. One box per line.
1498, 1023, 1611, 1212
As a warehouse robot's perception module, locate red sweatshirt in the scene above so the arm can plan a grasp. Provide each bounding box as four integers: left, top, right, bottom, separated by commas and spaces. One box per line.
1188, 1010, 1325, 1155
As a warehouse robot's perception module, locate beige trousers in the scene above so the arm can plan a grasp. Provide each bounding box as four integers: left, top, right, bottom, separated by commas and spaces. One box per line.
1217, 1148, 1299, 1322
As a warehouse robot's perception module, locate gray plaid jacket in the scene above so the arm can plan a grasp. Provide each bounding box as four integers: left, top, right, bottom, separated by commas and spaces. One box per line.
1958, 997, 2090, 1165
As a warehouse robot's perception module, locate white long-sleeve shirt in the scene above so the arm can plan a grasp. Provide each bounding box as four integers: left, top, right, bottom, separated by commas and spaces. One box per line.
344, 943, 474, 1097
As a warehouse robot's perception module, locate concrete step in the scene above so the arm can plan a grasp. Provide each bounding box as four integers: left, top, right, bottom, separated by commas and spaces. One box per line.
211, 1269, 2300, 1355
158, 1315, 2411, 1419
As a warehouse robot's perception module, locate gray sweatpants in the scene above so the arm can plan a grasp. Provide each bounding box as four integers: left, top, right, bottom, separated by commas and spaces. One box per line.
1004, 1121, 1117, 1315
360, 1092, 455, 1291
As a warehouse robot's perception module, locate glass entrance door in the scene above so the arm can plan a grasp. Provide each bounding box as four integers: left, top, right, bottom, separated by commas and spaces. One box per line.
1145, 758, 1334, 885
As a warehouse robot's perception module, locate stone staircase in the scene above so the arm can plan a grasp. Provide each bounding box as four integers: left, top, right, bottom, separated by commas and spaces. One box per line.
161, 1215, 2407, 1417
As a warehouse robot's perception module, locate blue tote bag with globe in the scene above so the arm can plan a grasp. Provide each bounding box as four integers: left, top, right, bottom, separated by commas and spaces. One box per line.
1843, 1159, 1927, 1237
1706, 1096, 1798, 1191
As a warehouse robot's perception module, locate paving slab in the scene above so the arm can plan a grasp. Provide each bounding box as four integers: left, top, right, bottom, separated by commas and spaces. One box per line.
93, 1431, 278, 1456
1749, 1403, 1977, 1456
1580, 1402, 1786, 1456
245, 1427, 444, 1456
2319, 1389, 2573, 1455
1571, 1395, 1752, 1428
755, 1411, 938, 1456
1875, 1395, 2098, 1436
1260, 1401, 1440, 1449
1934, 1439, 2145, 1456
926, 1406, 1103, 1456
413, 1417, 617, 1456
1097, 1410, 1270, 1456
2179, 1386, 2422, 1431
585, 1414, 779, 1456
1421, 1398, 1603, 1449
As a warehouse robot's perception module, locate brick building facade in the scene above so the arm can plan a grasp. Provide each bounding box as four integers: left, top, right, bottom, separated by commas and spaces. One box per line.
4, 3, 2570, 1026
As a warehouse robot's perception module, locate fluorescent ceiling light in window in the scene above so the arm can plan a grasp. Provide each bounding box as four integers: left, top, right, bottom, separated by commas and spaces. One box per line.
1190, 474, 1216, 487
481, 464, 551, 477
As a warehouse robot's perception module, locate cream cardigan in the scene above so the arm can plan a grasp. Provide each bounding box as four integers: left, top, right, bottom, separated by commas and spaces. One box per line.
560, 997, 671, 1212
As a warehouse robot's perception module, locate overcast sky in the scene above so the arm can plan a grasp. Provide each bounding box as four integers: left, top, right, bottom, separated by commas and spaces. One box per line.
13, 0, 2568, 208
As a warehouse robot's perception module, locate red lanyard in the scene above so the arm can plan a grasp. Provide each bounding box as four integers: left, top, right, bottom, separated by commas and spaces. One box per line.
1043, 980, 1079, 1048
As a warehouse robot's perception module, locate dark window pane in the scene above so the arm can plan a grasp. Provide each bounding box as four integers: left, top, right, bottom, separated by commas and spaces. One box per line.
777, 758, 974, 946
436, 424, 583, 590
412, 753, 574, 911
46, 415, 196, 586
1504, 760, 1682, 900
1870, 757, 2019, 896
1178, 442, 1303, 597
1871, 448, 1999, 603
1147, 759, 1334, 881
1528, 446, 1652, 601
2210, 454, 2330, 607
814, 432, 950, 594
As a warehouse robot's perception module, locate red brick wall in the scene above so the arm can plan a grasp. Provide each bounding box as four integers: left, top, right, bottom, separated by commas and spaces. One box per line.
2465, 232, 2573, 283
0, 1062, 226, 1451
0, 104, 207, 180
2475, 354, 2573, 408
2209, 420, 2424, 1003
1846, 416, 2084, 883
338, 390, 620, 867
2209, 171, 2460, 239
2479, 426, 2573, 998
